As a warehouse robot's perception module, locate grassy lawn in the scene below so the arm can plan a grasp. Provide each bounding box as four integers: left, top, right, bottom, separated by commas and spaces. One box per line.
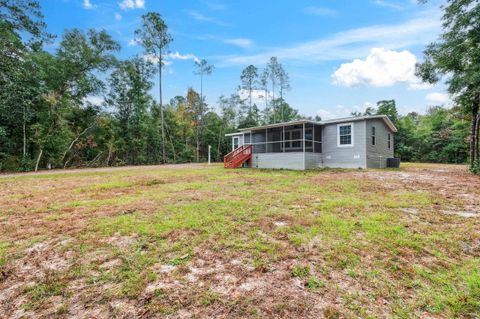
0, 163, 479, 318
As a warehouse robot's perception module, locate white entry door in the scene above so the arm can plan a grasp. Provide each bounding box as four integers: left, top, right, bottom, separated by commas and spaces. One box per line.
232, 137, 239, 151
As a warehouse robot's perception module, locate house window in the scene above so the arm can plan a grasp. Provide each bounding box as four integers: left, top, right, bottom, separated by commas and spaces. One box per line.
233, 137, 239, 150
284, 129, 302, 150
372, 126, 376, 146
388, 133, 391, 149
337, 123, 353, 147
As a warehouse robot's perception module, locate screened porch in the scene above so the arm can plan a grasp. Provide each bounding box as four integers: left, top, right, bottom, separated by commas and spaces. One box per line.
243, 123, 322, 154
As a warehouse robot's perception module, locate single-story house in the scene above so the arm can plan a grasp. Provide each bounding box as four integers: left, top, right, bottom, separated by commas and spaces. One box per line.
224, 115, 397, 170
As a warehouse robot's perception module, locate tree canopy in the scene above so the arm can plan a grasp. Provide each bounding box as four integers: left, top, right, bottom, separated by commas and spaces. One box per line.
0, 0, 475, 172
416, 0, 480, 170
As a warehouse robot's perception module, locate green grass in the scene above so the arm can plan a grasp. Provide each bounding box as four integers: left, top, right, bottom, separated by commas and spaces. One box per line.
0, 240, 10, 266
0, 163, 478, 318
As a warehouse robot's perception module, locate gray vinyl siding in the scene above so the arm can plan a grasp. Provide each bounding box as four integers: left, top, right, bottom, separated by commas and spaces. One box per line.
305, 153, 322, 169
321, 121, 367, 168
228, 117, 395, 170
252, 152, 305, 170
365, 119, 394, 168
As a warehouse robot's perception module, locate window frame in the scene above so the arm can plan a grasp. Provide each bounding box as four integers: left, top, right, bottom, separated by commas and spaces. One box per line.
284, 128, 303, 150
232, 136, 239, 150
371, 126, 376, 146
337, 123, 354, 147
387, 133, 391, 149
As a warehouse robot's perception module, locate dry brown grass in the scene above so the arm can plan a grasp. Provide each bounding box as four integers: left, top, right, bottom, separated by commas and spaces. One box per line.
0, 163, 479, 318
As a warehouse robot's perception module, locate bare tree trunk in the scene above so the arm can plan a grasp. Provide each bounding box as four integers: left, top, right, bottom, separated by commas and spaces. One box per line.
249, 87, 252, 118
470, 93, 480, 166
196, 123, 200, 162
35, 149, 43, 172
159, 53, 166, 164
217, 124, 224, 162
106, 144, 113, 166
62, 123, 95, 168
164, 122, 177, 162
197, 74, 203, 163
475, 112, 480, 162
280, 87, 283, 122
264, 88, 268, 116
23, 105, 26, 159
272, 81, 275, 123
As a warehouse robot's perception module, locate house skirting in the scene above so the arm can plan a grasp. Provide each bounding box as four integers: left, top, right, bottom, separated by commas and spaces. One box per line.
249, 152, 322, 170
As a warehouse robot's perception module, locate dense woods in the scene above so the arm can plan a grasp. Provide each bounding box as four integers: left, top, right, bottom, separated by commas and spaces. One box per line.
0, 0, 477, 172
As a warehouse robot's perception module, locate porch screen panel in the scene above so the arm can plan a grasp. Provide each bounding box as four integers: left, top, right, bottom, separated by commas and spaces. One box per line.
305, 123, 313, 152
267, 127, 283, 153
314, 124, 322, 153
244, 133, 251, 144
284, 125, 303, 152
252, 130, 266, 153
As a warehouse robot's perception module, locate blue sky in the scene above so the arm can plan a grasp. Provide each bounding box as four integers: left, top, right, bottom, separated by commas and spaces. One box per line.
42, 0, 449, 119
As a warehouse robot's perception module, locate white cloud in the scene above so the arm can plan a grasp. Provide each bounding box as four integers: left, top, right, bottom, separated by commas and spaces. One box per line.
203, 1, 226, 11
166, 51, 200, 63
317, 101, 430, 119
187, 10, 228, 26
144, 51, 200, 65
372, 0, 405, 11
237, 89, 273, 106
222, 12, 440, 65
224, 38, 254, 49
425, 92, 450, 105
115, 13, 122, 21
332, 48, 426, 89
83, 0, 96, 9
316, 102, 374, 120
119, 0, 145, 10
144, 54, 160, 64
304, 6, 338, 17
128, 38, 138, 46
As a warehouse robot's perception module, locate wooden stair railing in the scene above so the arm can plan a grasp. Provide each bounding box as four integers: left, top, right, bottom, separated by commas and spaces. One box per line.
224, 144, 252, 168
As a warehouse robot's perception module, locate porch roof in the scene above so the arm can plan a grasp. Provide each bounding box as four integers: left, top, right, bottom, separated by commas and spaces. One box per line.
236, 115, 397, 133
237, 120, 318, 133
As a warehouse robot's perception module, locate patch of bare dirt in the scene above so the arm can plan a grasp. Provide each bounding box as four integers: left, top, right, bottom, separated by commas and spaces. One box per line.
1, 163, 479, 318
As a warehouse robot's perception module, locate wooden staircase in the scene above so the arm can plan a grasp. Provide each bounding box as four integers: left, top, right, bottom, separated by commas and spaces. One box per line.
224, 144, 252, 168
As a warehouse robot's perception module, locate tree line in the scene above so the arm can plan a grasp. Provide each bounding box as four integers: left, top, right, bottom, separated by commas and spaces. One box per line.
352, 100, 470, 164
0, 0, 478, 172
0, 1, 302, 171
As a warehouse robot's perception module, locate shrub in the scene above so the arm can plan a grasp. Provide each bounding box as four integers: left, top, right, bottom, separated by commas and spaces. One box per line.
470, 160, 480, 175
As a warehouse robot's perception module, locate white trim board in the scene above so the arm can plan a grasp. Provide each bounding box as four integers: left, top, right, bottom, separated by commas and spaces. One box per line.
337, 122, 354, 148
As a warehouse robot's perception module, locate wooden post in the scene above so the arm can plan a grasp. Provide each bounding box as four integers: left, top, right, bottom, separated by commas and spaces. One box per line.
265, 128, 268, 153
303, 123, 305, 153
208, 145, 211, 165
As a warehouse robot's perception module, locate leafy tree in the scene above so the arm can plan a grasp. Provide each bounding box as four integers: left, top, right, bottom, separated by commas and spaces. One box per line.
266, 99, 300, 124
0, 0, 51, 166
259, 68, 269, 113
216, 95, 237, 160
240, 65, 258, 118
278, 67, 290, 102
37, 29, 119, 170
135, 12, 172, 164
0, 22, 39, 162
193, 60, 214, 162
416, 0, 480, 169
266, 57, 282, 122
194, 59, 215, 104
376, 100, 399, 126
105, 57, 155, 164
0, 0, 51, 42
